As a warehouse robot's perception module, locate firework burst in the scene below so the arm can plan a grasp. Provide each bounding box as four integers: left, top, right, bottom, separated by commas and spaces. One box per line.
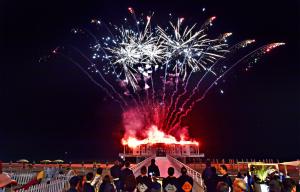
54, 7, 284, 146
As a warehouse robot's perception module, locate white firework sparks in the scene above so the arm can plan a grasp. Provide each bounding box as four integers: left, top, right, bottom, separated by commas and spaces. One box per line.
57, 7, 285, 147
101, 16, 166, 91
157, 18, 228, 78
95, 13, 231, 91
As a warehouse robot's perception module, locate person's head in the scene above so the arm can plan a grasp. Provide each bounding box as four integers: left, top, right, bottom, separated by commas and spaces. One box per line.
125, 161, 130, 168
69, 176, 80, 188
96, 167, 103, 175
211, 166, 217, 175
103, 175, 111, 183
168, 167, 175, 176
86, 172, 94, 181
283, 178, 297, 192
151, 159, 156, 165
114, 160, 120, 166
181, 167, 187, 175
141, 166, 147, 175
206, 160, 211, 167
233, 178, 247, 192
237, 172, 242, 178
219, 165, 228, 175
269, 179, 283, 192
216, 181, 230, 192
246, 171, 251, 177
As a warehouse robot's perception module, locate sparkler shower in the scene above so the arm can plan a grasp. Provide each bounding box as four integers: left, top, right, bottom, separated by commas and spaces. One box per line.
54, 7, 284, 148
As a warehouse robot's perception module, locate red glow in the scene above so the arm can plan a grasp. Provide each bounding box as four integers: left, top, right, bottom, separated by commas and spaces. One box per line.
210, 16, 216, 22
128, 7, 134, 14
122, 125, 199, 148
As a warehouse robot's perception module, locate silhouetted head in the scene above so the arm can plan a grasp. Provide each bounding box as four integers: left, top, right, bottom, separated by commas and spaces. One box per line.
269, 179, 283, 192
181, 167, 187, 175
216, 181, 229, 192
96, 167, 103, 175
211, 166, 217, 175
86, 172, 94, 181
206, 160, 211, 167
151, 159, 156, 165
141, 166, 147, 175
168, 167, 175, 176
219, 165, 228, 175
283, 178, 296, 192
125, 161, 130, 168
114, 160, 120, 166
103, 175, 111, 183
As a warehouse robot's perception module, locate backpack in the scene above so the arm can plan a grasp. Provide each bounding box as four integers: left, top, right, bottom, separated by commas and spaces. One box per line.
124, 174, 137, 191
137, 183, 148, 192
164, 184, 177, 192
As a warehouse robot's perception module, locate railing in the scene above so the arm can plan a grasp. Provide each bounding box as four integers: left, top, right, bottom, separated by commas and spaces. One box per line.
131, 156, 155, 176
167, 155, 206, 192
10, 172, 36, 185
17, 179, 68, 192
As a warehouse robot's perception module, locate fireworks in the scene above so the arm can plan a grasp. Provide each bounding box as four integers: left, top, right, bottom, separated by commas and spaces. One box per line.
57, 7, 284, 147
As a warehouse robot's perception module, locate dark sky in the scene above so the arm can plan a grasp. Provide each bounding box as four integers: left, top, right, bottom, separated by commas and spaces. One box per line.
1, 0, 299, 162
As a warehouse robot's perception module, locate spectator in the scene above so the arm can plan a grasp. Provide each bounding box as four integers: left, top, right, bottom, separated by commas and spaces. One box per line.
269, 179, 284, 192
177, 167, 193, 192
102, 162, 111, 179
283, 178, 297, 192
205, 167, 219, 192
136, 166, 152, 192
83, 172, 95, 192
77, 176, 84, 192
110, 160, 121, 192
219, 165, 232, 190
92, 168, 103, 192
202, 160, 213, 186
68, 176, 80, 192
162, 167, 178, 192
148, 159, 160, 177
99, 175, 116, 192
233, 178, 246, 192
120, 161, 136, 192
243, 171, 254, 192
216, 182, 230, 192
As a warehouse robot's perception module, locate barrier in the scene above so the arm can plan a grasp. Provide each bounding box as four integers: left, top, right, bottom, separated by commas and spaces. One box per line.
10, 173, 36, 185
167, 155, 205, 192
17, 179, 68, 192
131, 156, 155, 176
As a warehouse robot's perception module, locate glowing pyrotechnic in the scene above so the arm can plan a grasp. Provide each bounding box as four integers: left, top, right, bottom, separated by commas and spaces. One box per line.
56, 7, 284, 148
122, 125, 198, 148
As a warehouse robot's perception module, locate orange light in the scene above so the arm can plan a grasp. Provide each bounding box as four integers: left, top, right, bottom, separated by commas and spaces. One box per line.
122, 125, 199, 148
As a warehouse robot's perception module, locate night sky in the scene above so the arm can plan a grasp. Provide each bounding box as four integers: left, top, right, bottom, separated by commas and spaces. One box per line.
1, 0, 299, 162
